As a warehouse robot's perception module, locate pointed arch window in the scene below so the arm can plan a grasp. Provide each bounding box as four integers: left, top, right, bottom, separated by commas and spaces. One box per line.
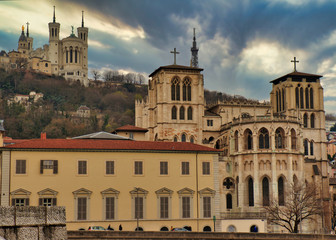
70, 47, 73, 63
305, 87, 309, 109
295, 87, 299, 108
66, 50, 69, 63
171, 77, 180, 101
310, 113, 315, 128
303, 113, 308, 128
187, 107, 192, 120
291, 129, 296, 150
226, 194, 232, 209
248, 177, 254, 206
75, 49, 78, 63
276, 91, 279, 112
180, 106, 185, 120
244, 129, 253, 150
278, 177, 284, 206
190, 136, 194, 143
182, 78, 191, 101
52, 28, 54, 37
234, 131, 239, 152
262, 177, 270, 206
304, 139, 309, 155
258, 128, 269, 149
300, 87, 304, 109
310, 141, 314, 155
173, 136, 178, 142
310, 88, 314, 109
181, 133, 186, 142
275, 128, 285, 149
171, 106, 177, 120
282, 88, 285, 111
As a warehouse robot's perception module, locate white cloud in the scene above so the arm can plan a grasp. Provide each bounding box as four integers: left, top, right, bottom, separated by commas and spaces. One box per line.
324, 100, 336, 114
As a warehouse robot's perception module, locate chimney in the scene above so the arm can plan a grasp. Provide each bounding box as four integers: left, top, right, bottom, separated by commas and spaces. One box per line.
41, 132, 47, 140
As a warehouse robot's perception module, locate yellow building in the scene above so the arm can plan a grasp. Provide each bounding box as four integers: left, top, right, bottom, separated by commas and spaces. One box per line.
0, 138, 220, 231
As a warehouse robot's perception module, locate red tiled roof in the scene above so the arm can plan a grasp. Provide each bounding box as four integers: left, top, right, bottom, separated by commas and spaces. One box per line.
3, 139, 220, 153
115, 125, 148, 132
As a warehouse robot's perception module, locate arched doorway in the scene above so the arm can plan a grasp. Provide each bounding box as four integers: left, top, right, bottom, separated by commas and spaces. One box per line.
160, 226, 169, 231
203, 226, 211, 232
250, 225, 258, 232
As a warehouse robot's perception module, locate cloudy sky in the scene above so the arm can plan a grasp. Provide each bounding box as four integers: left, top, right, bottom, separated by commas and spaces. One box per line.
1, 0, 336, 113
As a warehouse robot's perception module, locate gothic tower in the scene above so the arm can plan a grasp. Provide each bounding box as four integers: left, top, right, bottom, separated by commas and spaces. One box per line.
18, 25, 28, 55
77, 11, 89, 80
48, 6, 60, 75
26, 22, 33, 52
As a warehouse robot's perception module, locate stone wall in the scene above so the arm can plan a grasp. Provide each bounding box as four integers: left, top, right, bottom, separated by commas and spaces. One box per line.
0, 206, 66, 240
68, 231, 336, 240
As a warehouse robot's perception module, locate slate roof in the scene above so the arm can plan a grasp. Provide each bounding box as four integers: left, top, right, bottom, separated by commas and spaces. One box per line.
72, 131, 129, 140
3, 139, 220, 153
149, 64, 203, 77
115, 125, 148, 132
270, 71, 322, 84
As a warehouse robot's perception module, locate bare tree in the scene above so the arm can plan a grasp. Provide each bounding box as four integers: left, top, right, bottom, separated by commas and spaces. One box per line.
137, 73, 145, 85
264, 182, 322, 233
91, 69, 101, 81
103, 70, 113, 82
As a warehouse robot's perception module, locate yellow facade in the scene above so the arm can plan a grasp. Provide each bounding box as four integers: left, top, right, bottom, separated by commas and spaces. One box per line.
1, 141, 219, 231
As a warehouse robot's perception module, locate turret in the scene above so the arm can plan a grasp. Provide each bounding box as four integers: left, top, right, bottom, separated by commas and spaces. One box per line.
77, 11, 88, 45
18, 25, 28, 54
48, 6, 60, 41
48, 6, 60, 74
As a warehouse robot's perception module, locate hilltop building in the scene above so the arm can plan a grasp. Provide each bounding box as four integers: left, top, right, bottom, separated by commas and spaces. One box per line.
135, 31, 331, 232
3, 7, 89, 86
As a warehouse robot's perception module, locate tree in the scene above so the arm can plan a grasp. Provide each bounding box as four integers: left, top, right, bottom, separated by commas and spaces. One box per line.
263, 182, 321, 233
91, 69, 101, 81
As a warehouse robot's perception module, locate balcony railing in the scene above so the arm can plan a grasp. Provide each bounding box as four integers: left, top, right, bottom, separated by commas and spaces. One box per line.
220, 211, 267, 219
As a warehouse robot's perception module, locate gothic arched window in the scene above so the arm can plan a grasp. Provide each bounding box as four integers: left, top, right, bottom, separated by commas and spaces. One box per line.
234, 131, 239, 152
181, 133, 186, 142
75, 49, 78, 63
262, 177, 270, 206
295, 87, 299, 108
258, 128, 269, 149
173, 136, 178, 142
303, 113, 308, 128
187, 107, 192, 120
291, 129, 296, 150
310, 88, 314, 109
180, 106, 185, 120
182, 78, 191, 101
70, 47, 73, 63
305, 87, 309, 109
275, 128, 285, 149
171, 106, 177, 120
190, 136, 194, 143
278, 177, 285, 206
171, 77, 180, 101
282, 88, 285, 111
276, 91, 279, 112
304, 139, 309, 155
248, 177, 254, 206
310, 141, 314, 155
244, 129, 253, 150
300, 87, 304, 109
310, 113, 315, 128
66, 49, 69, 63
226, 194, 232, 209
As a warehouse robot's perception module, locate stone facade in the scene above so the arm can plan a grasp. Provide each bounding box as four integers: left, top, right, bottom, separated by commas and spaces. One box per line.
135, 36, 330, 232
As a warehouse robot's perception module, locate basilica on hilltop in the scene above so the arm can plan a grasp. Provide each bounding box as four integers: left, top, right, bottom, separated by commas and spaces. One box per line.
135, 30, 330, 232
7, 7, 89, 86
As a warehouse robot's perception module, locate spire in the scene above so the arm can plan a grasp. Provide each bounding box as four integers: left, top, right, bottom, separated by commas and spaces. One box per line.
26, 22, 30, 37
21, 25, 25, 35
53, 6, 56, 23
190, 28, 199, 67
81, 11, 84, 27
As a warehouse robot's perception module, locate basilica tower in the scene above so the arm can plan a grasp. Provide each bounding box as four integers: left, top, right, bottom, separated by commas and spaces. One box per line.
77, 11, 89, 80
48, 6, 60, 75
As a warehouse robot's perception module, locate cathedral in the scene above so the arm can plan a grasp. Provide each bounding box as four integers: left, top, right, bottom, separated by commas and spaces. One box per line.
11, 7, 89, 86
135, 30, 331, 232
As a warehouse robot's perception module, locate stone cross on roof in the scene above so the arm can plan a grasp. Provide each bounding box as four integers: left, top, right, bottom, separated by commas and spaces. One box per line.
170, 48, 179, 65
291, 57, 299, 72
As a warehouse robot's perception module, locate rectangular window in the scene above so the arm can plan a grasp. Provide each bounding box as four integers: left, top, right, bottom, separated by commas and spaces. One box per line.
182, 162, 190, 175
40, 160, 58, 174
105, 197, 115, 220
160, 197, 169, 219
129, 132, 134, 139
160, 161, 168, 175
39, 198, 57, 206
12, 198, 29, 206
202, 162, 210, 175
207, 120, 213, 126
182, 196, 190, 218
77, 197, 87, 220
203, 196, 211, 218
16, 160, 26, 174
106, 161, 114, 175
134, 161, 143, 175
134, 197, 143, 219
78, 161, 87, 175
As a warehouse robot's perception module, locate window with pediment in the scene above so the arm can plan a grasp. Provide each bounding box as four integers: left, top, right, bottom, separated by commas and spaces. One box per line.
73, 188, 92, 220
177, 188, 195, 218
155, 187, 173, 219
38, 188, 58, 207
101, 188, 120, 220
11, 188, 31, 206
130, 188, 148, 220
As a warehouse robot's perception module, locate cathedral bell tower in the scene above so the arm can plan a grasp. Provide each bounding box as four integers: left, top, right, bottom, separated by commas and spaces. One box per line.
77, 11, 89, 78
18, 25, 28, 55
48, 6, 60, 74
26, 22, 33, 52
